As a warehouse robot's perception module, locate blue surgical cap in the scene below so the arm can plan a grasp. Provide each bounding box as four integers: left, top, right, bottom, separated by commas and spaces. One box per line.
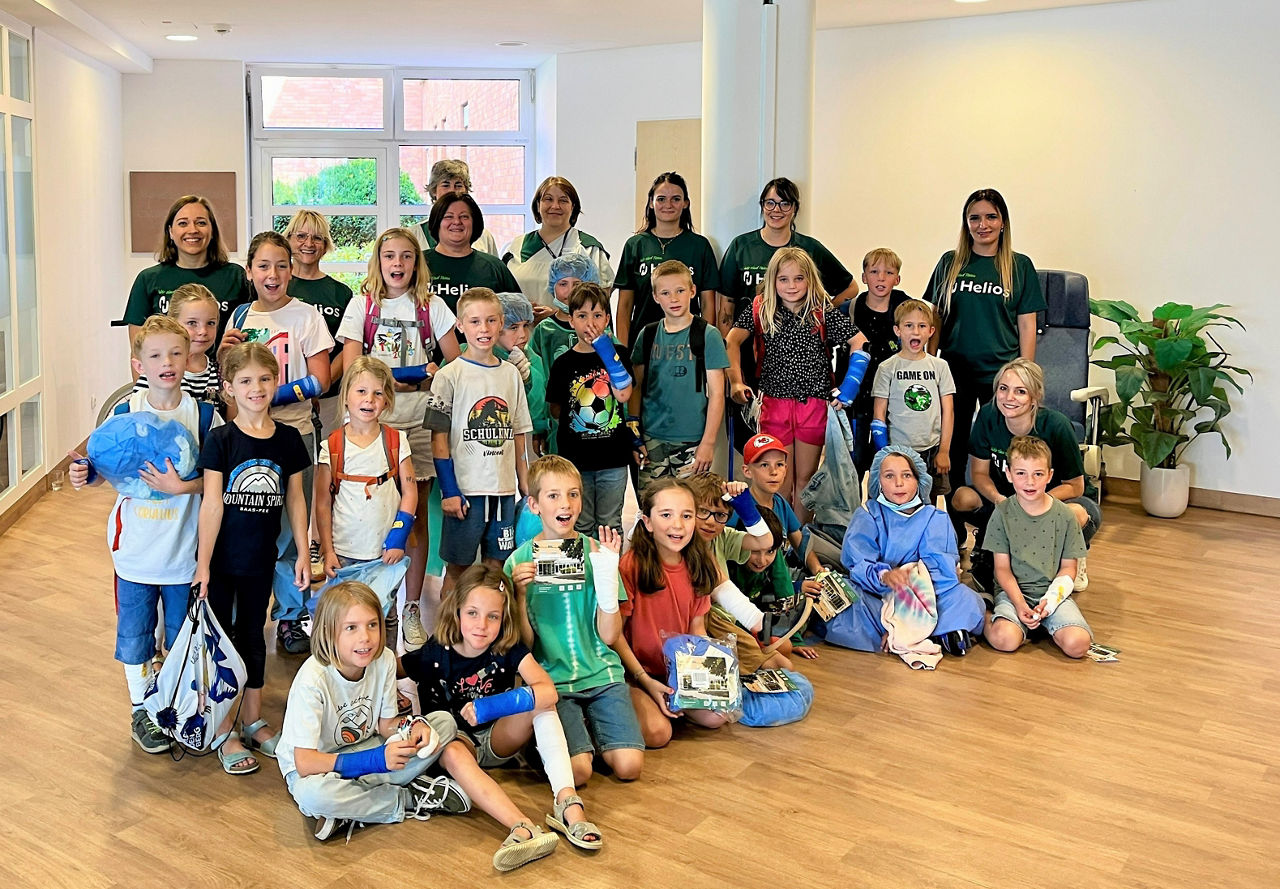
497, 291, 533, 327
548, 252, 601, 288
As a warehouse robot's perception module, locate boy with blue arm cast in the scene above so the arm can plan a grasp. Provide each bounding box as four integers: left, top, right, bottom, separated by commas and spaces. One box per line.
870, 299, 956, 498
69, 315, 222, 754
628, 259, 729, 487
425, 288, 532, 598
731, 433, 824, 577
982, 436, 1092, 659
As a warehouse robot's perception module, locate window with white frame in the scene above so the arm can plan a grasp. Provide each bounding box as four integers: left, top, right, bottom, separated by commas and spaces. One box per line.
249, 66, 534, 293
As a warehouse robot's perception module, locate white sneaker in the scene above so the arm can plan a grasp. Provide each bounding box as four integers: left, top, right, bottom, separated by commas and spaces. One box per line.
402, 602, 427, 647
1074, 557, 1089, 592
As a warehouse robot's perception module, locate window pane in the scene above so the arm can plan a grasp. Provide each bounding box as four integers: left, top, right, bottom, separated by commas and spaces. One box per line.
0, 114, 9, 396
9, 34, 31, 101
403, 79, 519, 131
261, 76, 383, 129
332, 271, 367, 294
399, 146, 524, 205
0, 408, 11, 495
20, 396, 39, 474
12, 117, 36, 383
272, 157, 380, 206
274, 213, 378, 264
399, 214, 428, 230
485, 215, 527, 256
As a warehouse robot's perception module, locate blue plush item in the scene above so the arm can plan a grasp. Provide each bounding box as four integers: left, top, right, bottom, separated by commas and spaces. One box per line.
740, 670, 814, 727
513, 498, 543, 548
87, 411, 199, 500
661, 633, 742, 713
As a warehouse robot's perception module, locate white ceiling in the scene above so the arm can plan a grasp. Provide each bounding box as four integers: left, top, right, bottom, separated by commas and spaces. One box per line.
68, 0, 1144, 68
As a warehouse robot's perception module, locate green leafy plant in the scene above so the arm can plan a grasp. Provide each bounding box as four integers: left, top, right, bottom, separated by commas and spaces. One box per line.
1090, 300, 1251, 469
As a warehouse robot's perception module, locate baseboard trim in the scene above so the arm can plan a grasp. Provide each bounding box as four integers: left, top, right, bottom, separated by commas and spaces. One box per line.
1106, 477, 1280, 519
0, 439, 90, 538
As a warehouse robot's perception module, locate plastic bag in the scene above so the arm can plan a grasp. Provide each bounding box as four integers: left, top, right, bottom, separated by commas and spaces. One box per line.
660, 632, 742, 718
144, 592, 247, 753
87, 411, 200, 501
800, 406, 860, 528
306, 556, 410, 619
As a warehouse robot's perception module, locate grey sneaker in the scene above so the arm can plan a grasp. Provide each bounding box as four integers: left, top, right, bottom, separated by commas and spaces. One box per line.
314, 815, 364, 843
402, 602, 427, 647
406, 775, 472, 819
131, 708, 172, 754
277, 619, 311, 655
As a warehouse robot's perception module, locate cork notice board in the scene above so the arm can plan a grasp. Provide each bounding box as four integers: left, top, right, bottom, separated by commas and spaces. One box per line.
129, 172, 238, 253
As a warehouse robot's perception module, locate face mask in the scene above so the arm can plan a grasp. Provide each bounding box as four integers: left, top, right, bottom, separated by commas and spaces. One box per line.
877, 492, 922, 512
552, 295, 569, 312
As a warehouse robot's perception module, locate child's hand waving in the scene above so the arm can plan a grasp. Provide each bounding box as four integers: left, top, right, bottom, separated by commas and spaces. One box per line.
597, 526, 622, 555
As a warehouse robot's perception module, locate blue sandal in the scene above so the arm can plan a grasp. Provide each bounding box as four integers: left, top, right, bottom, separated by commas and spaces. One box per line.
240, 719, 280, 759
214, 732, 259, 776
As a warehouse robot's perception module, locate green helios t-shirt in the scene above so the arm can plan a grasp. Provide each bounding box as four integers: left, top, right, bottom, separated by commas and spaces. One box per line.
614, 229, 721, 348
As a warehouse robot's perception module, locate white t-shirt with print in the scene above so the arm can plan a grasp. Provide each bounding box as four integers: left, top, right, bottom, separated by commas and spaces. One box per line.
107, 391, 223, 585
237, 299, 335, 434
318, 427, 411, 561
335, 293, 457, 429
277, 647, 398, 778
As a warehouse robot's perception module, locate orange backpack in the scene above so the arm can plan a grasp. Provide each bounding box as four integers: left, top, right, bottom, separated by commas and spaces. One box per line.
327, 425, 402, 500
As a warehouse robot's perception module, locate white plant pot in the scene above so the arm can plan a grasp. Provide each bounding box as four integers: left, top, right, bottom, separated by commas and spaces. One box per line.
1140, 463, 1191, 518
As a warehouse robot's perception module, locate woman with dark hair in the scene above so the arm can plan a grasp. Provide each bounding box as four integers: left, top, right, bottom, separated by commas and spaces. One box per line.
922, 188, 1045, 493
615, 172, 720, 348
423, 192, 521, 314
122, 194, 249, 362
411, 158, 500, 257
502, 176, 615, 319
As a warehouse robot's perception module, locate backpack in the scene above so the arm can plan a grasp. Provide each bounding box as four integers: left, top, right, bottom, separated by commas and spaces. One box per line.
360, 294, 435, 360
327, 424, 402, 500
114, 399, 216, 449
638, 316, 709, 396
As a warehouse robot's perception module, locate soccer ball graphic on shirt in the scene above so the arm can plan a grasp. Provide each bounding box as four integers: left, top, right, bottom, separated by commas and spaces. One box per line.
904, 384, 933, 412
569, 372, 618, 435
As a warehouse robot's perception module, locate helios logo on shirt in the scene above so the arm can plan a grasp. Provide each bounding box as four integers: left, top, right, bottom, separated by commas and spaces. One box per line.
953, 279, 1005, 296
462, 396, 513, 448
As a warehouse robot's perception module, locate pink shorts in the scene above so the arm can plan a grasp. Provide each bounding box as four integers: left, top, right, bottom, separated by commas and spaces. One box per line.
760, 396, 827, 447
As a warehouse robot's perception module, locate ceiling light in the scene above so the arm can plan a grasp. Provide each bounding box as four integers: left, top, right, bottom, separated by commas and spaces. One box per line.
165, 34, 198, 41
496, 41, 527, 47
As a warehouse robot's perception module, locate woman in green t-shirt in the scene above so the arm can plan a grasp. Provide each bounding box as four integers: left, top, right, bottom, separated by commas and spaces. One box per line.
923, 188, 1045, 493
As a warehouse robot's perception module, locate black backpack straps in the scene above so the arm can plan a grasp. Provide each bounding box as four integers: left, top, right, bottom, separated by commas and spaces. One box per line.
690, 316, 707, 394
639, 321, 659, 399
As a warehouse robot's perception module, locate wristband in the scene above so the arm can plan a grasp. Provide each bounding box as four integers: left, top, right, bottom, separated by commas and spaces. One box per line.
724, 488, 769, 538
434, 458, 466, 503
586, 549, 621, 614
835, 350, 871, 404
75, 457, 98, 485
712, 580, 764, 632
870, 418, 889, 451
590, 334, 633, 390
472, 686, 536, 724
272, 374, 322, 406
334, 744, 390, 778
392, 364, 431, 385
383, 510, 413, 552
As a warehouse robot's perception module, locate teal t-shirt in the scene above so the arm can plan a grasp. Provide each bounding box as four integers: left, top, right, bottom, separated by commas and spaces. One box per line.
924, 251, 1045, 383
288, 274, 354, 397
614, 230, 721, 348
504, 534, 626, 693
969, 405, 1085, 497
982, 497, 1086, 601
717, 230, 854, 315
425, 249, 522, 314
630, 319, 729, 443
123, 262, 250, 334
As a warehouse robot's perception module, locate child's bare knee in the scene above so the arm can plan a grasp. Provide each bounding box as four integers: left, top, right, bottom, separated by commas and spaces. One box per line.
604, 748, 643, 781
641, 716, 672, 749
985, 619, 1022, 652
571, 754, 594, 787
1056, 628, 1091, 659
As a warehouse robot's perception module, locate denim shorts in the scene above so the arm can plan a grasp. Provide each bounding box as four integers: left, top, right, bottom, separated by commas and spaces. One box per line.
461, 725, 518, 769
439, 494, 517, 565
1065, 496, 1103, 546
993, 591, 1093, 640
114, 577, 191, 664
555, 682, 644, 757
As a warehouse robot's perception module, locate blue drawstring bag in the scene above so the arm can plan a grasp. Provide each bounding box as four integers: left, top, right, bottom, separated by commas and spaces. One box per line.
740, 669, 815, 727
87, 411, 200, 500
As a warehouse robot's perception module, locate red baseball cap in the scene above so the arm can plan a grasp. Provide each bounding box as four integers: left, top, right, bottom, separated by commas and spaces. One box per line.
743, 433, 787, 464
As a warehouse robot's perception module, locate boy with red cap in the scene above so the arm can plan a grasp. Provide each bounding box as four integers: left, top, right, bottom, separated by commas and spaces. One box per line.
731, 433, 822, 576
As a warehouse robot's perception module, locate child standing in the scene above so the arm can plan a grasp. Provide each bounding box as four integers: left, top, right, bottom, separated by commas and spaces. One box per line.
337, 227, 461, 646
727, 247, 868, 520
616, 478, 730, 749
314, 357, 417, 600
425, 288, 532, 595
547, 282, 634, 534
132, 283, 222, 405
629, 260, 729, 488
870, 300, 956, 497
70, 315, 221, 753
401, 564, 603, 850
505, 456, 644, 787
982, 436, 1092, 659
194, 343, 312, 774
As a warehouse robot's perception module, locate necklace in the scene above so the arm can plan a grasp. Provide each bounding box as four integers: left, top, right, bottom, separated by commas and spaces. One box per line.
653, 232, 679, 254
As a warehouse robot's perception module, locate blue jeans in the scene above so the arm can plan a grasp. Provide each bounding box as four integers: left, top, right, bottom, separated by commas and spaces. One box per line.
114, 577, 190, 664
555, 682, 644, 757
272, 430, 316, 622
575, 466, 628, 535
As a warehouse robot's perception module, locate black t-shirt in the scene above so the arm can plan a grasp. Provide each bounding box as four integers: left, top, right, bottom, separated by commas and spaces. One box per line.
197, 421, 311, 575
836, 289, 911, 413
547, 346, 635, 471
402, 639, 531, 728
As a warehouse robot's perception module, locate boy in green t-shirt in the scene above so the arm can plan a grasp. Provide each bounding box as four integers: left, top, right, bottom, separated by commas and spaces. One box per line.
629, 260, 729, 489
505, 455, 644, 788
982, 436, 1091, 659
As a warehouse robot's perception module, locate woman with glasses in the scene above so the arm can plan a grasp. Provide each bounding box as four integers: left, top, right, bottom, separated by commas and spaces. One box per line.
282, 210, 355, 438
502, 176, 615, 320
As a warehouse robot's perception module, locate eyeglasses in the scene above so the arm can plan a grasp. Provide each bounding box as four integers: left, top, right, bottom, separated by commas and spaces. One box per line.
762, 199, 794, 211
291, 232, 325, 244
696, 508, 731, 524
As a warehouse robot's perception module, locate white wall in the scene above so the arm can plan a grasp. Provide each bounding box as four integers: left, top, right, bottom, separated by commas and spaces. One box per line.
534, 54, 557, 183
33, 31, 125, 462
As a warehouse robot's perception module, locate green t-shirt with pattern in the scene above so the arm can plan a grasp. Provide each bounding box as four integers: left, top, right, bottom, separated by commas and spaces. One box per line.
982, 497, 1086, 602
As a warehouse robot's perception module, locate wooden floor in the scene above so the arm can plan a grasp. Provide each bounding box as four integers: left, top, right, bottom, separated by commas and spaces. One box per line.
3, 484, 1279, 889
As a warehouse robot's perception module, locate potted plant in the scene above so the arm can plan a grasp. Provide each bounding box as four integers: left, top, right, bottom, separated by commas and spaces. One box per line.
1089, 300, 1250, 517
